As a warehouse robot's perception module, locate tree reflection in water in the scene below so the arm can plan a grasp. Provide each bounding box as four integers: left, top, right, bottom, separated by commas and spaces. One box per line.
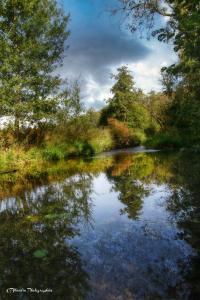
107, 153, 153, 219
0, 152, 200, 299
71, 153, 194, 300
0, 174, 93, 299
165, 154, 200, 299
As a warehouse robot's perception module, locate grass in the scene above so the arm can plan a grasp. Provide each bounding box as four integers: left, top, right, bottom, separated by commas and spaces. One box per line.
0, 146, 43, 173
89, 128, 114, 153
0, 128, 114, 171
42, 141, 95, 162
41, 128, 114, 162
0, 123, 186, 174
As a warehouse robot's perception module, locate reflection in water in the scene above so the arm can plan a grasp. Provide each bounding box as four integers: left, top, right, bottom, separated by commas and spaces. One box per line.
0, 174, 93, 299
0, 151, 200, 299
107, 154, 152, 219
164, 154, 200, 299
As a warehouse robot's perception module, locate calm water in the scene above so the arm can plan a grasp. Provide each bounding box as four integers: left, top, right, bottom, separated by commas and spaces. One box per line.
0, 150, 200, 299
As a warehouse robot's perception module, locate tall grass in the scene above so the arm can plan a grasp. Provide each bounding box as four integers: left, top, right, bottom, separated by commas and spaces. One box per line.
42, 130, 114, 162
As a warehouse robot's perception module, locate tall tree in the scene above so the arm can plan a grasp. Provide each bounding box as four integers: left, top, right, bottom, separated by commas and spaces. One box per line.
0, 0, 69, 138
101, 66, 149, 130
109, 66, 136, 122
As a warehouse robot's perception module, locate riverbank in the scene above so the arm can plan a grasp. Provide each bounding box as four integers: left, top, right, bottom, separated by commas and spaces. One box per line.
0, 144, 195, 204
1, 125, 197, 177
0, 137, 114, 174
0, 139, 194, 176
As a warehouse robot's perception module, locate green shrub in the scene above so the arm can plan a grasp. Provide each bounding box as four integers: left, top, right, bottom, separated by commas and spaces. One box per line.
42, 146, 65, 161
81, 142, 95, 157
90, 128, 114, 153
132, 130, 147, 145
72, 141, 94, 157
74, 141, 85, 155
28, 147, 41, 160
145, 132, 183, 149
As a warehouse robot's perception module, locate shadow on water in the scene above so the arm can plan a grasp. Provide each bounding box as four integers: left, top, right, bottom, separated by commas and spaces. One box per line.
0, 150, 200, 299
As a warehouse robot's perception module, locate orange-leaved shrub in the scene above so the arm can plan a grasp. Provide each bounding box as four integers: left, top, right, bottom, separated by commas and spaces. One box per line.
107, 118, 133, 147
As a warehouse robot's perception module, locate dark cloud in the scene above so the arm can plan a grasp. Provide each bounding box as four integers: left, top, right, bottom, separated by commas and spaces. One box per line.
58, 0, 152, 108
66, 30, 150, 76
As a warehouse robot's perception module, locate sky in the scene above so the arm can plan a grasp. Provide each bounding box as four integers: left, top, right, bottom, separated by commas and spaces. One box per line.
58, 0, 177, 109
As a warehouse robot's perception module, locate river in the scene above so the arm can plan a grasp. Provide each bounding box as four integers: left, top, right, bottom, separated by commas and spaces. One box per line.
0, 149, 199, 299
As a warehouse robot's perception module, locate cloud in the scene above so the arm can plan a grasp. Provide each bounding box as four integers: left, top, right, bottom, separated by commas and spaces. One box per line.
129, 42, 177, 93
58, 0, 177, 109
61, 27, 151, 107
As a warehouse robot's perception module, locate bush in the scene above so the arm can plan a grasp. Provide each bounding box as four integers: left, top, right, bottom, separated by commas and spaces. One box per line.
73, 140, 94, 157
82, 142, 95, 157
132, 130, 147, 145
42, 146, 65, 161
89, 128, 114, 153
145, 131, 183, 149
107, 118, 147, 147
107, 118, 134, 147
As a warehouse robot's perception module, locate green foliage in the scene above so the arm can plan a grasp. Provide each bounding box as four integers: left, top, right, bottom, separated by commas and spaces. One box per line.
54, 110, 100, 143
56, 80, 84, 126
73, 141, 94, 157
41, 134, 112, 162
42, 143, 83, 161
111, 65, 135, 94
41, 109, 113, 159
145, 132, 183, 149
117, 0, 200, 147
144, 91, 170, 131
160, 2, 200, 145
128, 102, 150, 130
100, 66, 151, 146
42, 146, 66, 161
0, 0, 69, 136
89, 128, 114, 153
103, 66, 146, 124
132, 129, 147, 145
33, 249, 48, 259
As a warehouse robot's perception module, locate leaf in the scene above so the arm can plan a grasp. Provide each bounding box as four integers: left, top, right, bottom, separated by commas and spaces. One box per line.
33, 249, 48, 259
26, 215, 40, 222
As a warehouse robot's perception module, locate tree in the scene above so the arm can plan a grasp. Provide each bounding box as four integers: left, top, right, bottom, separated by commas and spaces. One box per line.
107, 117, 134, 146
115, 1, 200, 67
0, 0, 70, 138
57, 80, 84, 125
115, 0, 200, 145
109, 66, 136, 122
101, 66, 149, 129
114, 0, 175, 38
145, 91, 170, 131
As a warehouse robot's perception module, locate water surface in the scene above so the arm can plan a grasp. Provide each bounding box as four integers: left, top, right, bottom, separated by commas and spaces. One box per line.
0, 150, 199, 299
